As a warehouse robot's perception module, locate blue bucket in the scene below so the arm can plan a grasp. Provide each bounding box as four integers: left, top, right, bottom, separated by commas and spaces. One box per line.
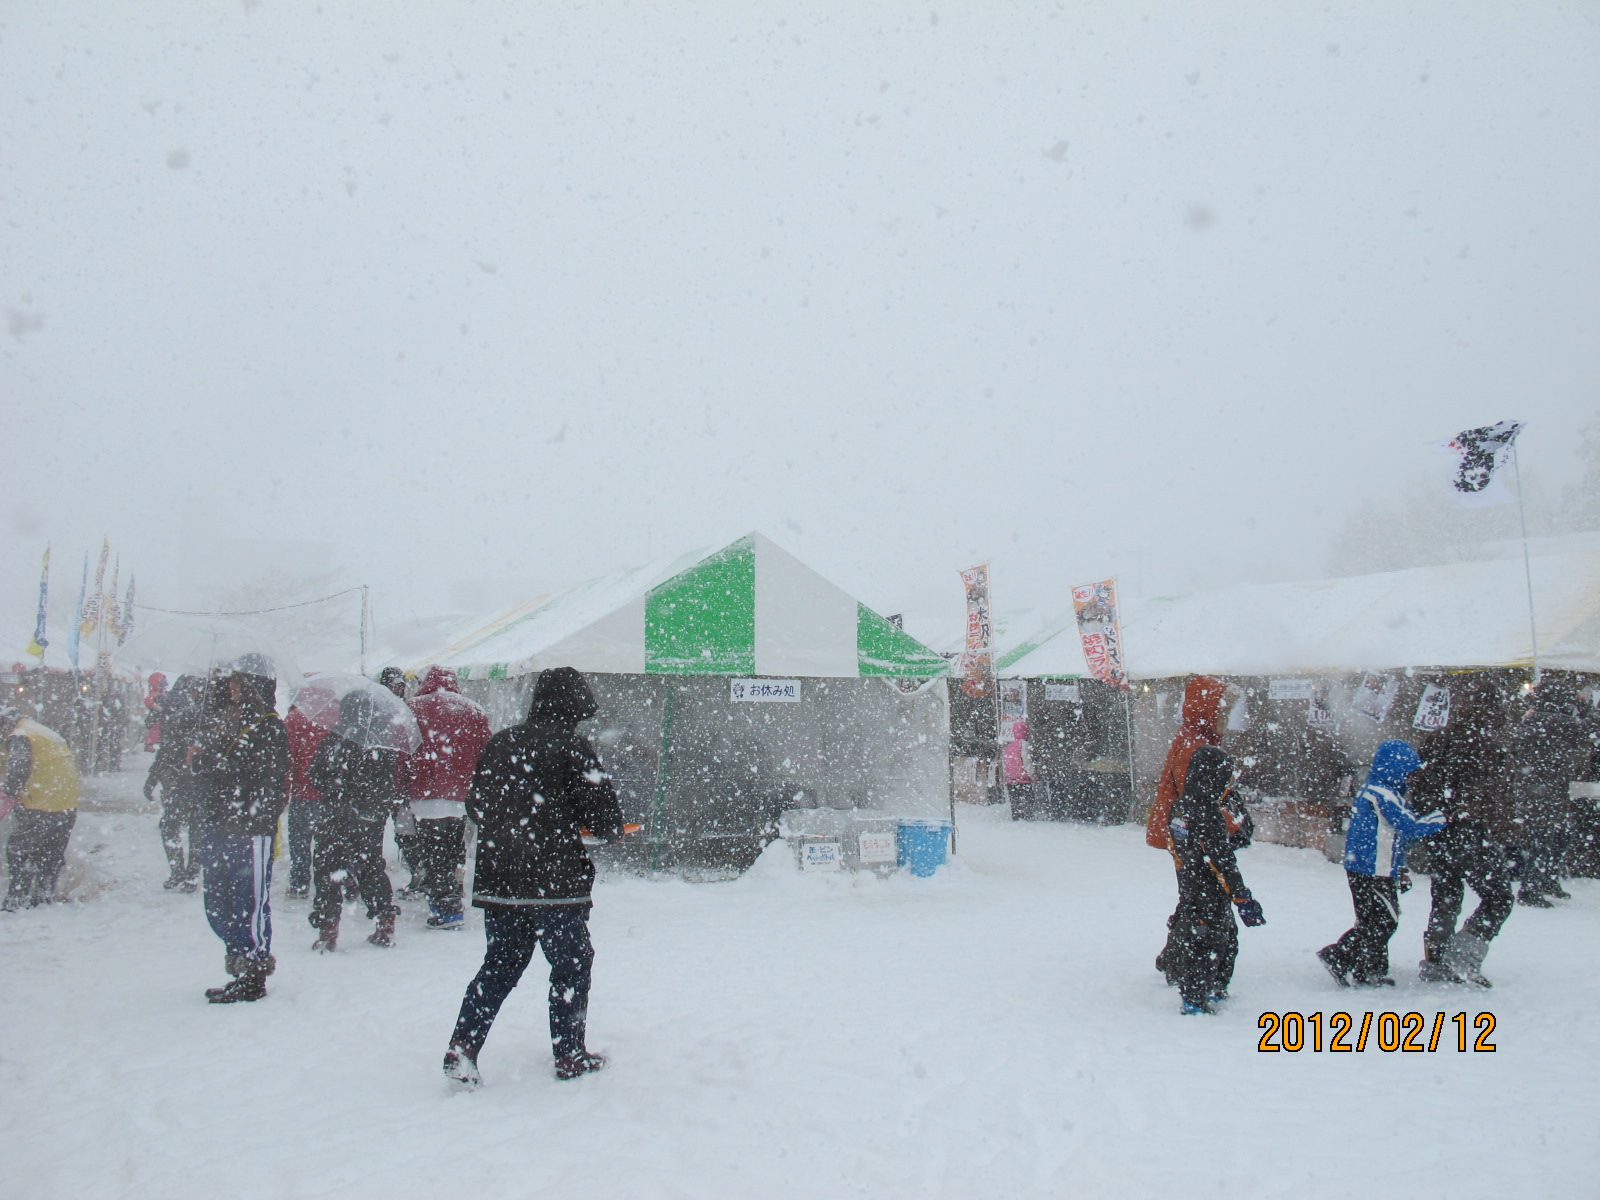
897, 818, 953, 877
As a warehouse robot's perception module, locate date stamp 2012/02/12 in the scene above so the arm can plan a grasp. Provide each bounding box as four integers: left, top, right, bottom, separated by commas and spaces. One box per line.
1257, 1011, 1496, 1053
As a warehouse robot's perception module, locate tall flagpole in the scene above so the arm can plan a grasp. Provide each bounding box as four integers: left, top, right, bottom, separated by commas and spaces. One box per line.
1511, 444, 1540, 685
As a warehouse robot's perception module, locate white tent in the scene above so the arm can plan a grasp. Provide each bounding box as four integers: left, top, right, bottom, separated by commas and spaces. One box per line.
1001, 535, 1600, 680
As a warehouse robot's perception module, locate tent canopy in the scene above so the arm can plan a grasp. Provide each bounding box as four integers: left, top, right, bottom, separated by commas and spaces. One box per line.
406, 533, 950, 682
1002, 535, 1600, 679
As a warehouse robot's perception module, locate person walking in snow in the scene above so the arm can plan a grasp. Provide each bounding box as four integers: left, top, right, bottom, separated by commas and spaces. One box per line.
144, 674, 206, 891
283, 701, 329, 900
404, 666, 492, 930
1148, 676, 1231, 984
0, 706, 81, 910
1409, 674, 1516, 987
1317, 740, 1445, 988
1508, 676, 1592, 906
378, 667, 426, 896
1162, 745, 1266, 1014
306, 691, 404, 952
190, 658, 290, 1003
443, 667, 624, 1088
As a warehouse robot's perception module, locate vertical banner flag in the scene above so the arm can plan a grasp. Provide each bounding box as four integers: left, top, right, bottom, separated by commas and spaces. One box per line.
27, 547, 50, 658
121, 575, 136, 644
957, 563, 995, 700
1435, 420, 1523, 507
68, 553, 88, 671
80, 538, 109, 638
1071, 578, 1129, 689
107, 560, 123, 643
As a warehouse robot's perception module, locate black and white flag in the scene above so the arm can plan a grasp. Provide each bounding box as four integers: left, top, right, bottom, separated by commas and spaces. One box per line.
1435, 420, 1523, 507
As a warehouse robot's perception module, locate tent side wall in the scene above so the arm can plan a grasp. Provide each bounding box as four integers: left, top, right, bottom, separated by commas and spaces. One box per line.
458, 671, 950, 876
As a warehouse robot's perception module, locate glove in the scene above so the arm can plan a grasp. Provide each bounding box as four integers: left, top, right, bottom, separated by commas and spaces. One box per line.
1233, 892, 1266, 927
143, 779, 157, 802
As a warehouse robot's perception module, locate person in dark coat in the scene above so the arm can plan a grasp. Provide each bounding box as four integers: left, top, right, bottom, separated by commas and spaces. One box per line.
1509, 676, 1592, 906
189, 660, 290, 1003
1409, 674, 1516, 987
443, 667, 624, 1087
1317, 740, 1445, 987
144, 675, 205, 891
306, 691, 403, 952
1162, 745, 1266, 1014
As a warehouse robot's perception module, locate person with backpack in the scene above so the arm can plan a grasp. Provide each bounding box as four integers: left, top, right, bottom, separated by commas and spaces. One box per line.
1162, 745, 1266, 1014
1317, 740, 1445, 988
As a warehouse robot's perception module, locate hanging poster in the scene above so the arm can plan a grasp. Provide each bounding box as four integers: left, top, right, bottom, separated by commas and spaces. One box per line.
1307, 684, 1334, 726
1268, 677, 1315, 701
998, 680, 1028, 722
1044, 681, 1081, 703
1071, 578, 1128, 689
1413, 683, 1451, 731
1351, 672, 1399, 723
957, 564, 995, 701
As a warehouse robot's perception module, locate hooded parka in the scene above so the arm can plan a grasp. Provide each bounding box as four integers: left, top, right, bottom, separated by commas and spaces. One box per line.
467, 667, 624, 908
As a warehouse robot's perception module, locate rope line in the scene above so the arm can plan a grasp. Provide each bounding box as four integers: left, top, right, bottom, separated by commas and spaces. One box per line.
131, 586, 364, 618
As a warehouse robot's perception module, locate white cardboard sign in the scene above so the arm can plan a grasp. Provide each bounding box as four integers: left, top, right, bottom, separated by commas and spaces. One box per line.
799, 841, 842, 872
858, 830, 898, 864
730, 678, 801, 703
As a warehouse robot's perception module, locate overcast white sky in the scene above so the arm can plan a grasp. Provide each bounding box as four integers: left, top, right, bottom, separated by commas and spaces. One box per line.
3, 1, 1597, 655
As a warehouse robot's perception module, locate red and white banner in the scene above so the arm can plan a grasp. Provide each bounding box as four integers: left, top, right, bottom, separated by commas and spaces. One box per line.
1071, 578, 1128, 689
957, 563, 995, 700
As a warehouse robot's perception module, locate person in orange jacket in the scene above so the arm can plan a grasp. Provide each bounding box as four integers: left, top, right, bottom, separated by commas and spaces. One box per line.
1148, 677, 1240, 984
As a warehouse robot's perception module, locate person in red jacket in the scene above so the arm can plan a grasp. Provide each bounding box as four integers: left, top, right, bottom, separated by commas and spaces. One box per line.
405, 666, 492, 929
284, 704, 330, 900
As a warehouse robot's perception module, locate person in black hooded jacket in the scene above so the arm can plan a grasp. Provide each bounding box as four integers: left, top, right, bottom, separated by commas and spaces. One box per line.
443, 666, 624, 1087
306, 690, 403, 952
1163, 745, 1266, 1014
1508, 675, 1592, 906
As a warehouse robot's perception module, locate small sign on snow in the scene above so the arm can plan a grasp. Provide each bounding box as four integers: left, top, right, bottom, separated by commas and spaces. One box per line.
730, 678, 801, 702
799, 841, 842, 872
858, 830, 898, 864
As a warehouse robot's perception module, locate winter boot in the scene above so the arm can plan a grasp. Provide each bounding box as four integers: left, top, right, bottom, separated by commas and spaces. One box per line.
443, 1047, 481, 1090
206, 958, 270, 1004
1517, 890, 1553, 908
1418, 944, 1462, 984
1316, 945, 1351, 988
312, 918, 339, 954
1550, 884, 1572, 900
367, 910, 397, 948
1179, 999, 1215, 1016
426, 904, 465, 930
1352, 974, 1396, 988
162, 848, 190, 891
1441, 931, 1493, 988
553, 1050, 608, 1080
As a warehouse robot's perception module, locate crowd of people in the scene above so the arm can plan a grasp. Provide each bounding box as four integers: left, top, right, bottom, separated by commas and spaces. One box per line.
2, 657, 1596, 1078
1145, 672, 1598, 1014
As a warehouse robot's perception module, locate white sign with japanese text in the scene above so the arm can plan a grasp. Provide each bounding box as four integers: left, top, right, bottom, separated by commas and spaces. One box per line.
730, 678, 801, 703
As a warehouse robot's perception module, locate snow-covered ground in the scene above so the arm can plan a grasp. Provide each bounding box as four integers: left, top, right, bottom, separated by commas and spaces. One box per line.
2, 763, 1596, 1200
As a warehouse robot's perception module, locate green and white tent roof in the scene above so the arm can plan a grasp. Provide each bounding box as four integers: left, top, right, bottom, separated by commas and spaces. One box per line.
408, 533, 950, 682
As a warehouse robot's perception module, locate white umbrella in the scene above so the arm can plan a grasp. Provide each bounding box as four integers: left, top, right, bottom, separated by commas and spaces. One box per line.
290, 672, 421, 754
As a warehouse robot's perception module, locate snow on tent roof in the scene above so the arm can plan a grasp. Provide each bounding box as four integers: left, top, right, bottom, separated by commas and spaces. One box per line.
1001, 535, 1600, 679
406, 533, 950, 681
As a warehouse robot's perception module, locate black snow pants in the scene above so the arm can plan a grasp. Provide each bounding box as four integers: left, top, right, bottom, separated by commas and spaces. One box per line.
159, 777, 202, 881
1423, 819, 1514, 959
418, 816, 467, 916
1168, 874, 1238, 1007
1323, 873, 1400, 981
450, 904, 594, 1061
308, 809, 397, 927
5, 808, 77, 907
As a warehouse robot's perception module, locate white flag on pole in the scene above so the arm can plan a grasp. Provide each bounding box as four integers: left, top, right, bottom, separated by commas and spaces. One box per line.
1433, 420, 1524, 507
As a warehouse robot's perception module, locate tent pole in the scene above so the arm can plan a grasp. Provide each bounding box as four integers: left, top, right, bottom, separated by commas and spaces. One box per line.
1511, 446, 1540, 685
360, 584, 370, 676
649, 682, 674, 871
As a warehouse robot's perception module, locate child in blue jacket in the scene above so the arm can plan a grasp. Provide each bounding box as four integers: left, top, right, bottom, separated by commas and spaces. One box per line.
1317, 740, 1445, 987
